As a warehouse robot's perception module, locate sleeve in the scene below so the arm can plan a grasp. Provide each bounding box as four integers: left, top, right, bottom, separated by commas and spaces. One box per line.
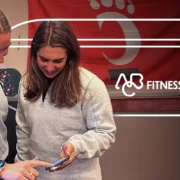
0, 87, 8, 160
67, 76, 116, 159
15, 80, 31, 162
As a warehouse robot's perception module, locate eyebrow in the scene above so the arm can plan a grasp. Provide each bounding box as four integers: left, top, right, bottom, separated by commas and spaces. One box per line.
39, 55, 65, 61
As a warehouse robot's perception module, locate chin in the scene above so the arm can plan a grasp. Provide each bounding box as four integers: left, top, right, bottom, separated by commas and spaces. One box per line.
45, 72, 59, 79
45, 75, 56, 79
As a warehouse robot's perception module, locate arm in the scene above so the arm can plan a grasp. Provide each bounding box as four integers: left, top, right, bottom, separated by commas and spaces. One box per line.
0, 87, 8, 160
67, 76, 116, 159
15, 81, 31, 162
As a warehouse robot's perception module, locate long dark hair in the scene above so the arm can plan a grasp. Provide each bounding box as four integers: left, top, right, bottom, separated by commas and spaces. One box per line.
24, 21, 82, 107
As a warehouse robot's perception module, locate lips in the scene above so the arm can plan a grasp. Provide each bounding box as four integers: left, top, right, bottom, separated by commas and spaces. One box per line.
44, 70, 56, 77
46, 72, 54, 75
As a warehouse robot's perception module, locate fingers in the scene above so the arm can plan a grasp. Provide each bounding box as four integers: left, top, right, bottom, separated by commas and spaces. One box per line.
63, 151, 75, 167
29, 159, 52, 168
62, 142, 74, 156
24, 165, 39, 180
57, 142, 75, 170
23, 170, 35, 180
60, 150, 66, 158
51, 154, 74, 172
1, 161, 42, 180
32, 157, 38, 161
21, 176, 29, 180
61, 142, 75, 161
28, 167, 39, 178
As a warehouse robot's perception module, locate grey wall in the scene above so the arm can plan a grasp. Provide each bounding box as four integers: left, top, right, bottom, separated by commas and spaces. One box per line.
100, 115, 180, 180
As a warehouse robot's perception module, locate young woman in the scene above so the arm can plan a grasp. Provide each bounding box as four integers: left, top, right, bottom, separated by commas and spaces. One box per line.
16, 21, 116, 180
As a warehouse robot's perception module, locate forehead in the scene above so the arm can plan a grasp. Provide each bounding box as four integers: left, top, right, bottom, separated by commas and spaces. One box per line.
37, 45, 67, 59
0, 32, 11, 49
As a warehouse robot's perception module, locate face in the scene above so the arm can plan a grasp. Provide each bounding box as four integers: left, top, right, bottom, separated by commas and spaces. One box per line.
37, 45, 68, 79
0, 32, 11, 63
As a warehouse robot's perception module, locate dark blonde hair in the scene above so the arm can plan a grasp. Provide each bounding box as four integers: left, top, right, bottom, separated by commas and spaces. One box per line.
0, 9, 11, 33
24, 21, 82, 107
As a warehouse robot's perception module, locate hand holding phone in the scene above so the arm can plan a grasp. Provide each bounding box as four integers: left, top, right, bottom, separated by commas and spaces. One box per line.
45, 156, 70, 171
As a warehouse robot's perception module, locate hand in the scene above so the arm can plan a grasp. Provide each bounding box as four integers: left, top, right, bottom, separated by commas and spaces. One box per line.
55, 142, 75, 171
1, 157, 52, 180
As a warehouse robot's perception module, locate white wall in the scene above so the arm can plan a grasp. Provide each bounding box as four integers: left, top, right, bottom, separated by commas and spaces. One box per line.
0, 0, 28, 75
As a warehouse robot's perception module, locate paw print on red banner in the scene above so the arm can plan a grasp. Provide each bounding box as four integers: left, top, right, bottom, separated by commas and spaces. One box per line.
90, 0, 134, 14
89, 0, 141, 66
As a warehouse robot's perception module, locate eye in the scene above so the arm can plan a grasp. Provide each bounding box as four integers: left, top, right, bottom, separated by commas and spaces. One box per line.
39, 56, 48, 62
54, 59, 63, 63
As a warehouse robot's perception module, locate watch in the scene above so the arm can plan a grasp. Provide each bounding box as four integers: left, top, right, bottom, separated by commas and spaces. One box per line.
0, 160, 6, 172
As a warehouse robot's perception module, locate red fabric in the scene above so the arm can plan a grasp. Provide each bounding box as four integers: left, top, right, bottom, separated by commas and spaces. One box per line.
28, 0, 180, 84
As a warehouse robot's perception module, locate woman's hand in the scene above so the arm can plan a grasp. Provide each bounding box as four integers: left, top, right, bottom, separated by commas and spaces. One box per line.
1, 157, 52, 180
57, 142, 75, 171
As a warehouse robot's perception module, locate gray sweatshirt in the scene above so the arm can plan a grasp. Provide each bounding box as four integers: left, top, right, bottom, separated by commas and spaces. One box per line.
16, 68, 116, 180
0, 86, 8, 160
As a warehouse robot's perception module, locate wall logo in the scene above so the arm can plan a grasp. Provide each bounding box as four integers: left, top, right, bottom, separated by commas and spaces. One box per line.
115, 73, 143, 97
89, 0, 141, 65
115, 73, 180, 97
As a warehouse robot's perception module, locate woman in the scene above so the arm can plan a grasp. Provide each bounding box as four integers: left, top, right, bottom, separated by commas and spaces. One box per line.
16, 21, 116, 180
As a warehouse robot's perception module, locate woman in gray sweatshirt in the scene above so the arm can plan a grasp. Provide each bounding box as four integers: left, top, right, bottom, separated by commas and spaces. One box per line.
16, 21, 116, 180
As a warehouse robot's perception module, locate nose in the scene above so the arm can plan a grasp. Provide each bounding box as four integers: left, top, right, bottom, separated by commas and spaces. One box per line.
46, 62, 55, 72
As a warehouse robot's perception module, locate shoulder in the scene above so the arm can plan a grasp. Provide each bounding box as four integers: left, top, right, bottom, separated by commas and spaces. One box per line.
80, 67, 104, 85
80, 67, 96, 82
18, 73, 27, 95
79, 67, 107, 92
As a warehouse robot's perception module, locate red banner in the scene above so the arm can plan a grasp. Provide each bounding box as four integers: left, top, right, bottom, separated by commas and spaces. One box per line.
28, 0, 180, 84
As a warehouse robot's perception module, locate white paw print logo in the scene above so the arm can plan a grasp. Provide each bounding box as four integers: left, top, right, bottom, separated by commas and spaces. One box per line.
89, 0, 141, 66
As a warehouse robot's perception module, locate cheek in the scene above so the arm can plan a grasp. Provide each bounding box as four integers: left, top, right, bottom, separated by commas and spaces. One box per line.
57, 61, 67, 70
37, 59, 44, 69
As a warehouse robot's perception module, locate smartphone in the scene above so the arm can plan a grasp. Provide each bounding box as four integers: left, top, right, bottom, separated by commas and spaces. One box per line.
45, 156, 70, 171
